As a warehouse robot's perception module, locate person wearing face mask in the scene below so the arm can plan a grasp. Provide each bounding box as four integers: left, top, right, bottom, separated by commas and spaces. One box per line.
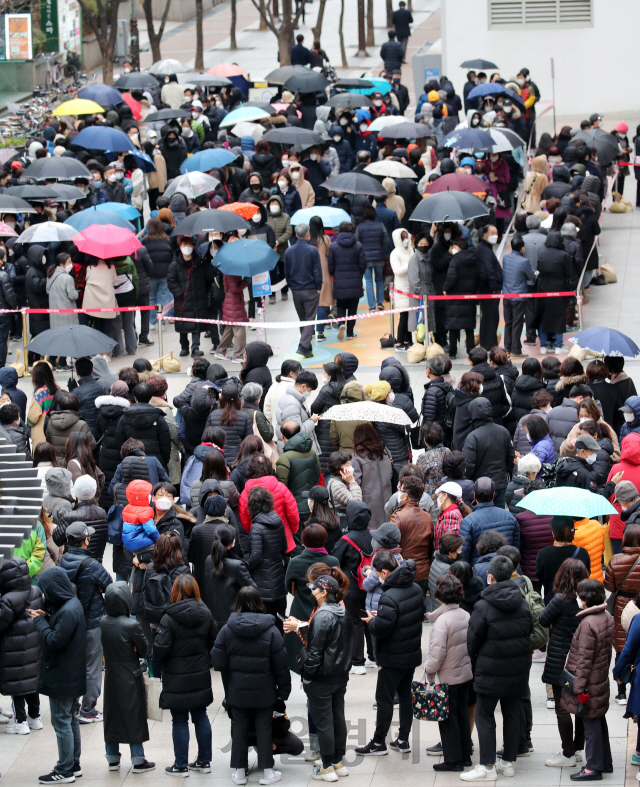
516, 69, 540, 148
249, 140, 279, 185
100, 164, 127, 203
619, 396, 640, 441
287, 162, 315, 208
45, 253, 78, 368
475, 224, 503, 351
159, 128, 187, 181
463, 71, 478, 113
556, 434, 622, 502
328, 126, 354, 174
301, 147, 331, 203
389, 228, 414, 349
265, 195, 292, 304
180, 119, 199, 153
484, 152, 511, 237
24, 245, 51, 362
273, 169, 302, 215
0, 243, 17, 368
443, 238, 487, 360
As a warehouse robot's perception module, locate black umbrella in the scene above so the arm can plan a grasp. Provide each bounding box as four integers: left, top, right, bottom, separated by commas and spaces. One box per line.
263, 128, 324, 147
0, 195, 37, 214
26, 325, 116, 358
321, 173, 387, 197
573, 128, 619, 167
379, 122, 433, 139
326, 92, 373, 109
242, 101, 277, 114
48, 184, 86, 201
145, 108, 190, 122
5, 185, 58, 200
283, 71, 329, 93
113, 72, 158, 89
171, 209, 249, 236
265, 65, 309, 84
181, 74, 232, 87
333, 78, 374, 90
410, 192, 490, 223
460, 59, 499, 70
22, 158, 92, 181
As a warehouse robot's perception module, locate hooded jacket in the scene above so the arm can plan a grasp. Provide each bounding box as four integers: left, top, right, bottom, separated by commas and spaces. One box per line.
313, 105, 331, 136
288, 163, 314, 208
246, 510, 288, 603
327, 231, 367, 300
25, 245, 49, 336
467, 580, 533, 696
180, 386, 216, 459
96, 395, 130, 502
0, 367, 26, 420
33, 567, 86, 698
425, 602, 473, 685
522, 155, 548, 213
115, 402, 171, 468
167, 247, 214, 334
311, 380, 345, 473
46, 265, 78, 329
43, 467, 74, 524
122, 479, 158, 553
91, 355, 118, 396
460, 499, 520, 565
389, 227, 412, 307
355, 217, 388, 267
608, 434, 640, 539
542, 165, 572, 200
203, 545, 256, 628
54, 500, 110, 563
275, 432, 321, 516
509, 374, 547, 428
266, 195, 292, 260
303, 602, 353, 682
240, 341, 272, 402
74, 373, 105, 439
620, 396, 640, 440
462, 398, 515, 489
332, 501, 373, 593
142, 234, 173, 280
212, 611, 290, 708
451, 389, 479, 451
603, 546, 640, 652
45, 410, 96, 466
59, 545, 113, 630
539, 592, 581, 687
329, 126, 354, 173
471, 361, 510, 425
159, 129, 188, 180
443, 247, 487, 331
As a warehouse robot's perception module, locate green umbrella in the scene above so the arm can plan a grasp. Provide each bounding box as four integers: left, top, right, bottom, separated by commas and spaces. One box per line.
516, 487, 616, 519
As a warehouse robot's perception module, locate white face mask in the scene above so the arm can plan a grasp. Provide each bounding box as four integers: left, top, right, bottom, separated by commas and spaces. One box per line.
579, 416, 590, 423
107, 174, 116, 183
525, 432, 531, 442
478, 77, 486, 85
115, 172, 124, 180
360, 123, 368, 132
238, 229, 247, 236
373, 100, 382, 107
270, 204, 280, 215
444, 232, 451, 241
251, 213, 261, 223
402, 237, 409, 248
387, 391, 395, 403
450, 248, 459, 255
471, 118, 480, 127
181, 246, 193, 257
625, 412, 635, 422
291, 171, 299, 181
182, 128, 193, 138
517, 77, 525, 86
42, 256, 47, 265
339, 117, 348, 126
5, 221, 14, 228
130, 133, 139, 141
478, 384, 484, 395
333, 135, 341, 143
504, 105, 512, 114
487, 234, 498, 245
64, 263, 73, 273
310, 153, 318, 161
124, 67, 131, 73
301, 390, 311, 399
155, 496, 172, 511
463, 167, 473, 175
585, 452, 597, 465
577, 597, 586, 610
278, 180, 288, 190
192, 112, 199, 120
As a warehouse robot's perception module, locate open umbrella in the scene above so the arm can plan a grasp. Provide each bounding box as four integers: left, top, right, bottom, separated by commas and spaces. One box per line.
214, 238, 279, 277
207, 63, 247, 77
26, 325, 116, 358
0, 195, 37, 214
242, 102, 276, 114
291, 207, 351, 228
333, 78, 374, 90
410, 191, 490, 223
572, 129, 619, 167
424, 172, 489, 195
467, 83, 525, 110
460, 59, 499, 70
487, 128, 516, 153
444, 128, 496, 150
319, 401, 413, 426
365, 161, 417, 179
5, 186, 57, 200
23, 158, 92, 181
283, 71, 329, 93
106, 148, 156, 173
73, 224, 142, 258
517, 487, 616, 518
263, 128, 324, 147
179, 74, 232, 87
77, 84, 124, 105
145, 108, 190, 123
231, 122, 264, 141
172, 209, 249, 236
148, 59, 190, 74
180, 148, 236, 174
17, 223, 79, 244
120, 92, 142, 121
0, 149, 19, 166
219, 107, 271, 128
0, 222, 18, 237
164, 172, 220, 200
265, 65, 309, 84
326, 93, 373, 109
379, 122, 432, 139
219, 202, 260, 220
568, 327, 640, 358
321, 173, 387, 197
497, 127, 527, 149
113, 72, 158, 90
95, 202, 141, 221
52, 98, 104, 117
351, 77, 391, 96
72, 127, 136, 153
64, 208, 135, 232
367, 115, 405, 133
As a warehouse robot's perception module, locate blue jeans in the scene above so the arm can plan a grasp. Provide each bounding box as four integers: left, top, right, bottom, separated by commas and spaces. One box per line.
494, 488, 507, 510
149, 278, 172, 325
171, 707, 212, 768
317, 305, 327, 334
49, 696, 81, 774
105, 741, 145, 766
364, 264, 384, 309
539, 330, 563, 348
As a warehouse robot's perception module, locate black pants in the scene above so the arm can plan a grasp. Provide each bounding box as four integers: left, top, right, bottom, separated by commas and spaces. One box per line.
525, 299, 540, 343
336, 297, 359, 337
518, 682, 532, 748
13, 692, 39, 723
208, 301, 223, 348
503, 299, 526, 355
396, 311, 411, 345
137, 292, 150, 340
263, 598, 287, 635
552, 684, 584, 757
304, 678, 348, 769
230, 706, 274, 770
448, 328, 474, 358
476, 692, 520, 766
439, 681, 472, 765
271, 260, 288, 296
0, 316, 10, 366
434, 303, 447, 346
180, 331, 200, 351
479, 300, 500, 350
373, 666, 415, 744
583, 715, 612, 774
148, 188, 160, 212
343, 588, 373, 666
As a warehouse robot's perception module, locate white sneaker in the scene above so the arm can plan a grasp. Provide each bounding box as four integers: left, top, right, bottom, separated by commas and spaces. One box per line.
540, 347, 548, 355
546, 698, 555, 709
259, 770, 281, 785
365, 659, 378, 668
349, 665, 366, 675
28, 715, 43, 730
555, 347, 568, 355
232, 771, 247, 785
460, 764, 497, 782
545, 752, 576, 768
312, 765, 338, 782
575, 751, 584, 763
496, 759, 514, 777
5, 720, 30, 735
332, 762, 349, 778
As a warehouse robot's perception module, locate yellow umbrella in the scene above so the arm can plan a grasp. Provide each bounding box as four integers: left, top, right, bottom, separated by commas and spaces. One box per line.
52, 98, 105, 116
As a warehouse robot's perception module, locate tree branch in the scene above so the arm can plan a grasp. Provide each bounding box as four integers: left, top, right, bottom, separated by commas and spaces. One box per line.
249, 0, 278, 33
158, 0, 173, 39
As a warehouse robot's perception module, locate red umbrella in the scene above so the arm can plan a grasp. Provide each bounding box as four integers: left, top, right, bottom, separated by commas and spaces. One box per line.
219, 202, 260, 220
424, 172, 489, 196
207, 63, 247, 77
73, 224, 142, 259
120, 92, 142, 121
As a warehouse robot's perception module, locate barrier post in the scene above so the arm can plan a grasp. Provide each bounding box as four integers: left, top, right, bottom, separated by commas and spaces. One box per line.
156, 305, 164, 371
22, 312, 29, 375
423, 300, 430, 348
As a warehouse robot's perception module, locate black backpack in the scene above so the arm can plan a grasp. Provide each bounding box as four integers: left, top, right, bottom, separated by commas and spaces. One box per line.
443, 389, 456, 430
143, 569, 175, 624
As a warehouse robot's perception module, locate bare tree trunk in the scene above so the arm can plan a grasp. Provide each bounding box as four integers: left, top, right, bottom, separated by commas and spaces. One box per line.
386, 0, 393, 27
356, 0, 368, 57
142, 0, 173, 63
258, 0, 267, 30
77, 0, 119, 84
311, 0, 327, 41
194, 0, 204, 70
230, 0, 237, 49
339, 0, 347, 67
366, 0, 374, 47
272, 0, 279, 20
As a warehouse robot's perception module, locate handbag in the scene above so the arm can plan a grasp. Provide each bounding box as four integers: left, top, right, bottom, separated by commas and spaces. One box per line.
143, 671, 164, 722
411, 669, 449, 722
561, 667, 575, 695
380, 334, 395, 349
606, 554, 640, 615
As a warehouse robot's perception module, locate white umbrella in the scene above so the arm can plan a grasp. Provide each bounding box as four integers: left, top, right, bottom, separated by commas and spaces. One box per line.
367, 115, 405, 133
365, 161, 417, 179
148, 59, 190, 74
17, 223, 79, 244
164, 172, 220, 200
319, 401, 413, 426
231, 122, 265, 141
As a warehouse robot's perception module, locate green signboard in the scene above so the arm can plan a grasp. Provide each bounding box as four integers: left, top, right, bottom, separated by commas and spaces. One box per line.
41, 0, 58, 53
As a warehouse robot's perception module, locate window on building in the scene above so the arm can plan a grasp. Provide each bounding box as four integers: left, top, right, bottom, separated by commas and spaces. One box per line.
488, 0, 592, 28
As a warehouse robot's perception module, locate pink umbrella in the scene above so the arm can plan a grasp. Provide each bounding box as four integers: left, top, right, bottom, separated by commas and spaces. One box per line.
0, 222, 18, 237
207, 63, 247, 77
272, 102, 301, 118
73, 224, 142, 259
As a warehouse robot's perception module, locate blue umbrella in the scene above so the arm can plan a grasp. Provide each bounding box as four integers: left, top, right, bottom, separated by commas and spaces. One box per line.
351, 77, 391, 96
291, 207, 351, 228
444, 128, 495, 150
72, 127, 136, 153
64, 208, 135, 231
95, 202, 141, 221
105, 148, 156, 173
467, 82, 525, 109
180, 149, 236, 173
517, 487, 617, 518
77, 84, 124, 106
214, 238, 279, 277
569, 327, 640, 358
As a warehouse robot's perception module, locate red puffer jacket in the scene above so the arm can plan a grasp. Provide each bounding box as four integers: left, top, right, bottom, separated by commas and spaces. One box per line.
239, 475, 300, 553
608, 433, 640, 539
515, 509, 554, 582
221, 274, 248, 321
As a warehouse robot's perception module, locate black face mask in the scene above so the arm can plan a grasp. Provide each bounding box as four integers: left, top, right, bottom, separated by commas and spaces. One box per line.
167, 138, 178, 147
251, 184, 261, 192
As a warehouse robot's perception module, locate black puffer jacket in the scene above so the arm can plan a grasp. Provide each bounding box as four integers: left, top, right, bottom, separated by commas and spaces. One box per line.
381, 357, 414, 399
462, 398, 515, 489
443, 247, 488, 331
74, 374, 104, 439
172, 375, 209, 410
368, 560, 425, 669
247, 511, 288, 603
375, 402, 413, 469
540, 593, 581, 686
132, 246, 152, 297
303, 602, 353, 682
154, 598, 217, 710
452, 389, 479, 451
25, 245, 49, 336
59, 546, 113, 629
96, 395, 130, 506
142, 562, 191, 624
496, 363, 519, 397
509, 375, 547, 427
54, 501, 110, 563
335, 352, 359, 382
467, 580, 533, 696
181, 386, 216, 457
167, 249, 214, 334
142, 236, 173, 280
204, 408, 253, 467
379, 364, 418, 418
204, 555, 256, 628
556, 454, 615, 497
0, 558, 42, 696
240, 341, 272, 405
422, 376, 453, 423
115, 402, 171, 469
328, 232, 367, 300
186, 494, 231, 591
112, 453, 150, 506
355, 219, 388, 266
332, 501, 373, 594
471, 362, 510, 426
212, 612, 290, 708
311, 381, 345, 473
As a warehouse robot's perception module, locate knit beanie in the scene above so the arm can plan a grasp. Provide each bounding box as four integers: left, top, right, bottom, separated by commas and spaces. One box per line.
365, 380, 392, 402
427, 90, 440, 102
110, 380, 129, 397
74, 474, 97, 501
370, 522, 401, 550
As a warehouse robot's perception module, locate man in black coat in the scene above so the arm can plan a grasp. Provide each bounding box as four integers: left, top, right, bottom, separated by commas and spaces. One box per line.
0, 257, 16, 367
556, 433, 621, 496
422, 354, 453, 439
115, 382, 172, 469
357, 555, 425, 756
466, 555, 532, 780
99, 164, 127, 203
476, 224, 503, 351
25, 245, 49, 349
380, 31, 404, 73
392, 1, 413, 57
31, 567, 86, 783
290, 34, 311, 66
70, 356, 104, 439
541, 166, 572, 201
443, 239, 488, 359
468, 346, 511, 426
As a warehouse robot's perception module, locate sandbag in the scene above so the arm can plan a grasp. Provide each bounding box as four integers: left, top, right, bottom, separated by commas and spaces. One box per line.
151, 351, 181, 373
600, 262, 617, 284
407, 342, 426, 364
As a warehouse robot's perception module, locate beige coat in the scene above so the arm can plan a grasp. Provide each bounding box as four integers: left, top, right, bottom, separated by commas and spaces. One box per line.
82, 262, 118, 319
425, 603, 473, 685
288, 163, 315, 208
147, 149, 167, 193
522, 155, 548, 214
316, 235, 334, 308
560, 420, 620, 464
382, 177, 406, 220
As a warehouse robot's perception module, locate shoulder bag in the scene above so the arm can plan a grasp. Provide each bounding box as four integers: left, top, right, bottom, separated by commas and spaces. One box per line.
606, 554, 640, 615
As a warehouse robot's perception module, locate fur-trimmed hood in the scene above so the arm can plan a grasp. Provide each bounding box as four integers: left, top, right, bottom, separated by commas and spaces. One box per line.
555, 374, 588, 393
95, 395, 131, 410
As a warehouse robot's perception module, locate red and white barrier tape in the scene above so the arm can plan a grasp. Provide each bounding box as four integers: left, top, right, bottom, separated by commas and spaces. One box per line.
390, 287, 575, 301
0, 305, 157, 314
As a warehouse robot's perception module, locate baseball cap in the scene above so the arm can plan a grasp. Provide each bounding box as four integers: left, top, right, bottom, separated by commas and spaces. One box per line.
66, 522, 95, 541
589, 113, 602, 123
615, 480, 638, 504
303, 485, 329, 504
620, 403, 634, 413
575, 434, 600, 452
436, 481, 463, 498
474, 477, 495, 497
307, 575, 339, 593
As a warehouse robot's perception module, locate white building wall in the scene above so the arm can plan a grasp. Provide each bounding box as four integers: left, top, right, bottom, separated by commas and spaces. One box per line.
441, 0, 640, 117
